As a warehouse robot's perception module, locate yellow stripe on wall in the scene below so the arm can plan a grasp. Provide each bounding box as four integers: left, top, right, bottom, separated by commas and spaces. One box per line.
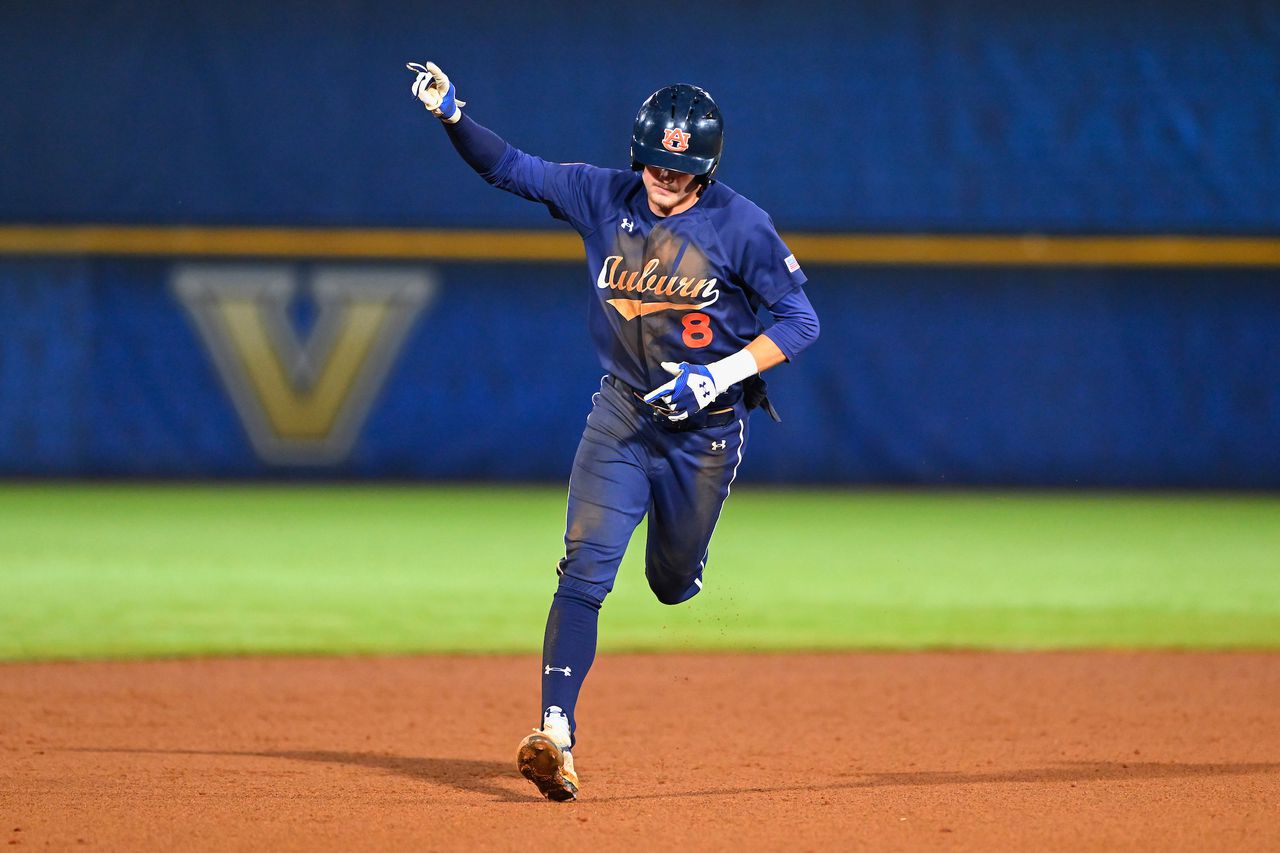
0, 226, 582, 262
2, 225, 1280, 266
791, 234, 1280, 267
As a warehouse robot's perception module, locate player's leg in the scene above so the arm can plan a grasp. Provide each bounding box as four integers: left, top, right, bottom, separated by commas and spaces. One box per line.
521, 380, 650, 801
644, 414, 749, 605
542, 383, 650, 742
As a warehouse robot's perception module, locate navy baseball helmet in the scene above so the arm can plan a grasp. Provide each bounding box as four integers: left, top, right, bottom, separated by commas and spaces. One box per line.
630, 84, 724, 182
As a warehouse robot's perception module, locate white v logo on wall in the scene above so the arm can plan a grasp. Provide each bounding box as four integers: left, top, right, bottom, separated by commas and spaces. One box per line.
173, 264, 436, 465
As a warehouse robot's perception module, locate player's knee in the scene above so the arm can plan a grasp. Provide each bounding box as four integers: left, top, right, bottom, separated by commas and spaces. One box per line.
645, 564, 701, 606
651, 585, 688, 606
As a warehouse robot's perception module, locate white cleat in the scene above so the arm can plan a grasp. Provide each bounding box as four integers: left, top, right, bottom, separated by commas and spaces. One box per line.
516, 731, 579, 801
516, 705, 579, 801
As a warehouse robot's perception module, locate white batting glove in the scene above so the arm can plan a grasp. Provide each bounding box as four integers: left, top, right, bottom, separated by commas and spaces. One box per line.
643, 350, 760, 422
645, 362, 718, 421
406, 61, 465, 123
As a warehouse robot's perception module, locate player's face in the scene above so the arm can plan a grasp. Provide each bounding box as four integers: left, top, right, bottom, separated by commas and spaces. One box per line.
642, 165, 701, 216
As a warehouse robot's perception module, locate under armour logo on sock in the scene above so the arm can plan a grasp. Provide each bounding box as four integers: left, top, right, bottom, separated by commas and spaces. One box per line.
544, 665, 572, 676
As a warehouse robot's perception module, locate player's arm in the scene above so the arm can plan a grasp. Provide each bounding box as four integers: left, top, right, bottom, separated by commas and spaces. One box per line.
407, 60, 600, 225
407, 62, 525, 187
754, 287, 820, 369
645, 288, 819, 420
727, 287, 822, 375
443, 113, 512, 180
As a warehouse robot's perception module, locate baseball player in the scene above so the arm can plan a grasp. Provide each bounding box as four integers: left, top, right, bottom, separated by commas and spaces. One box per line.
409, 62, 819, 801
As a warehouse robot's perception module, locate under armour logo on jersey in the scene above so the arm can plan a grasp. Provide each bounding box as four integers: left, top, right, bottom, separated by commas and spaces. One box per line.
619, 217, 635, 233
662, 128, 691, 152
711, 440, 727, 451
545, 665, 572, 677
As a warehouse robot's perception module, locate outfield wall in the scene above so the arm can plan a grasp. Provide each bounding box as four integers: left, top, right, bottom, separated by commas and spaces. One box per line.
2, 258, 1277, 486
1, 1, 1277, 485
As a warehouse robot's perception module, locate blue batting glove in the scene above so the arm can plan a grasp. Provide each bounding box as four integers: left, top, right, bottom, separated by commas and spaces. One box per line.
643, 361, 719, 422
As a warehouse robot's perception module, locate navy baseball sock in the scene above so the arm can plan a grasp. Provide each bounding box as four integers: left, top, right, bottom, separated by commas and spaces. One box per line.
540, 585, 602, 749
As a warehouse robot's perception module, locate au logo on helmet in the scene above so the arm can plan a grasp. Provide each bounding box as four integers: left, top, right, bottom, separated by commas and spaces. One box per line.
661, 128, 691, 152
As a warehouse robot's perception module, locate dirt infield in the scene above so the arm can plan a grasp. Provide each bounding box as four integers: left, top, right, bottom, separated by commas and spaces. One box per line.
2, 653, 1278, 851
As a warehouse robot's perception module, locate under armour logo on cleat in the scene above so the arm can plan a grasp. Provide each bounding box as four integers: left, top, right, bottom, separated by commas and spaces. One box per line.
544, 665, 572, 676
711, 440, 727, 451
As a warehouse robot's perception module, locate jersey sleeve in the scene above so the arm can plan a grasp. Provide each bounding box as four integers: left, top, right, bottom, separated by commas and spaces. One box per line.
487, 150, 620, 235
736, 208, 808, 305
761, 286, 820, 361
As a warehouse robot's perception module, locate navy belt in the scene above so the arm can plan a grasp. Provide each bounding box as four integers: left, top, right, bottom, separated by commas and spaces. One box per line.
605, 375, 737, 431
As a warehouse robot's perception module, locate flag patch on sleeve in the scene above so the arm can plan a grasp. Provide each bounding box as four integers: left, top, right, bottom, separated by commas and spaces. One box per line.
784, 253, 801, 273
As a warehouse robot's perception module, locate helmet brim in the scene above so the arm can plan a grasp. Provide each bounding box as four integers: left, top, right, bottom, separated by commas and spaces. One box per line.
631, 144, 716, 176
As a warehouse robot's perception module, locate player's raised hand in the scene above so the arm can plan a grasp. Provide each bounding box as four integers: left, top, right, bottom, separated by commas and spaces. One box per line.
406, 61, 465, 123
644, 361, 720, 422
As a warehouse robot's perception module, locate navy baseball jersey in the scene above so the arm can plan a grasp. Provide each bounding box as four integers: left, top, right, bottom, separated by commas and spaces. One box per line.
487, 155, 808, 404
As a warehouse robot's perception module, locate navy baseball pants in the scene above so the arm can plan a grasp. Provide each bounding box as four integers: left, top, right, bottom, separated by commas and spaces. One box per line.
540, 376, 749, 745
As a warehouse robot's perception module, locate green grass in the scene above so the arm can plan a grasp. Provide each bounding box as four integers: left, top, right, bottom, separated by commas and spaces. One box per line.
1, 485, 1277, 660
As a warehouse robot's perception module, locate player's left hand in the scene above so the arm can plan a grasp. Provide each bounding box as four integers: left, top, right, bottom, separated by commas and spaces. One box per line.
643, 361, 720, 422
